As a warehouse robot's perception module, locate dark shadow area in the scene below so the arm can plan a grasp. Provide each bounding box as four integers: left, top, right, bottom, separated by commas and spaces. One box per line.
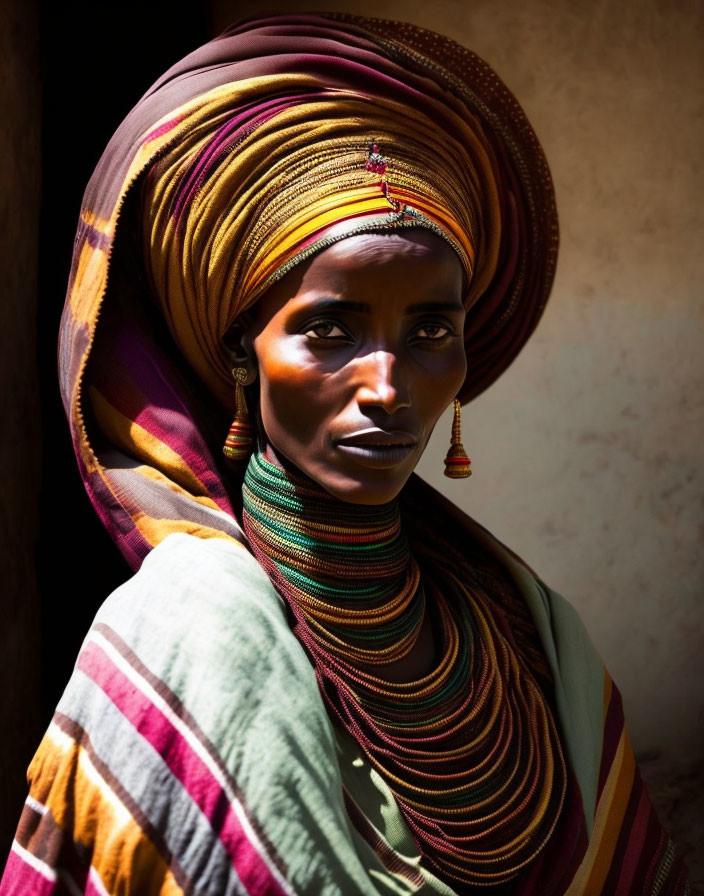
36, 1, 212, 725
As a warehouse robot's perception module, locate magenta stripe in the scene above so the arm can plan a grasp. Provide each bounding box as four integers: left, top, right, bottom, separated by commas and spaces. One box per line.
0, 849, 59, 896
598, 682, 624, 798
143, 115, 184, 145
612, 784, 651, 896
85, 868, 108, 896
77, 641, 288, 896
172, 97, 300, 224
90, 318, 233, 512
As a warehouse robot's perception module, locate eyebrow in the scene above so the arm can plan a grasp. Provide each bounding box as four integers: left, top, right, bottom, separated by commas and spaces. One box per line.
304, 298, 465, 314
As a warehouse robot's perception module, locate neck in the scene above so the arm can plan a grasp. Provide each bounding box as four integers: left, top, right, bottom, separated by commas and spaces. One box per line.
241, 447, 425, 667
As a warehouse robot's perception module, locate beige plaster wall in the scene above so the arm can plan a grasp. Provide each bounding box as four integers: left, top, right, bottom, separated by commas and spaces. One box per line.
211, 0, 703, 875
416, 0, 704, 763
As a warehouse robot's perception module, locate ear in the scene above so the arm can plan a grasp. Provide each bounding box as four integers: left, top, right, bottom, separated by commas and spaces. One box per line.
223, 312, 257, 383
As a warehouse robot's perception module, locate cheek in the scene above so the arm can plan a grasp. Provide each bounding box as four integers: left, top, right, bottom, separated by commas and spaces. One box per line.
444, 343, 468, 393
255, 340, 335, 445
417, 344, 467, 413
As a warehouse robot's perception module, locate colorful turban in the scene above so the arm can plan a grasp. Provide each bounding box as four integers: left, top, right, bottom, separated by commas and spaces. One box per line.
59, 12, 559, 569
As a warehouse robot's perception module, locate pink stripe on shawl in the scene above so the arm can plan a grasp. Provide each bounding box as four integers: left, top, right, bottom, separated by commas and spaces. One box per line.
77, 641, 288, 896
0, 849, 60, 896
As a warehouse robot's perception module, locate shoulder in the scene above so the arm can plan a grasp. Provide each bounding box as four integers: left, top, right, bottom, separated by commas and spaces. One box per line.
91, 532, 299, 675
403, 473, 590, 634
406, 474, 605, 702
73, 532, 321, 734
100, 530, 284, 627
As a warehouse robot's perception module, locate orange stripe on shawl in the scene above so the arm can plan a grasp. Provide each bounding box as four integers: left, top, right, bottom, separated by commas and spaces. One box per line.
26, 724, 184, 896
67, 226, 110, 325
133, 512, 239, 548
89, 388, 213, 500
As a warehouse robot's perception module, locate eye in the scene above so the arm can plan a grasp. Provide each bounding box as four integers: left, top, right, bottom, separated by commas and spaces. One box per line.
303, 320, 350, 340
412, 322, 453, 341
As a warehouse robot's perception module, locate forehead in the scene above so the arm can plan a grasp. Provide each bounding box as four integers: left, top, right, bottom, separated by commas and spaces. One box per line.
305, 230, 463, 289
249, 230, 465, 332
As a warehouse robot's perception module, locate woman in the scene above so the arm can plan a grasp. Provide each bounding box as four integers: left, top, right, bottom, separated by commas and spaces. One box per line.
1, 12, 689, 896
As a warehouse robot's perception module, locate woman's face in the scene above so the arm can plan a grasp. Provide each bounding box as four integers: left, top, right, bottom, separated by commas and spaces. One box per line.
244, 229, 467, 504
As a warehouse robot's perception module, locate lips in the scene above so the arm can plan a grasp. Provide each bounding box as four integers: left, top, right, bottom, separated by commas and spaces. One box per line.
334, 429, 419, 469
335, 428, 418, 448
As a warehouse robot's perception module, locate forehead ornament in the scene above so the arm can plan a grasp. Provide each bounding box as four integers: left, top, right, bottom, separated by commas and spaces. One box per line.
365, 140, 407, 218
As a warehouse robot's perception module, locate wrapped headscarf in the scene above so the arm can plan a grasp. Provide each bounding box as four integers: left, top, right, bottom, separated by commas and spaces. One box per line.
59, 12, 558, 570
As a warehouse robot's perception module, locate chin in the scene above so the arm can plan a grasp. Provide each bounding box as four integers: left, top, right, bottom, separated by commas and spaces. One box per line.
309, 447, 423, 505
266, 441, 416, 505
314, 468, 412, 506
327, 485, 402, 505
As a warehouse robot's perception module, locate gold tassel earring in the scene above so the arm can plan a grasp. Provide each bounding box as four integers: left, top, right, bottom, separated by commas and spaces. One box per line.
223, 367, 254, 465
444, 399, 472, 479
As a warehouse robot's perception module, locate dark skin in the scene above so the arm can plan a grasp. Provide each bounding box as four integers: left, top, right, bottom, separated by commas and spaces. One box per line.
225, 229, 468, 682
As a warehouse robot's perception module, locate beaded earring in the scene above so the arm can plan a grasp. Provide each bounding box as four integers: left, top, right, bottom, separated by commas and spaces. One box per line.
223, 367, 254, 465
443, 399, 472, 479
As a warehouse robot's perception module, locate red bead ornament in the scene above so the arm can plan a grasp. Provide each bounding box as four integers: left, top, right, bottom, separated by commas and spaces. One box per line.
365, 142, 387, 175
366, 141, 405, 214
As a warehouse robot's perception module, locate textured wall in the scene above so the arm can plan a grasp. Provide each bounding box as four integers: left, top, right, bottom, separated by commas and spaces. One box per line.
212, 0, 704, 877
414, 0, 704, 762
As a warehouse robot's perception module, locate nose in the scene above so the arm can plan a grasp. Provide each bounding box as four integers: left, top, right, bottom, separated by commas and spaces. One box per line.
355, 350, 411, 415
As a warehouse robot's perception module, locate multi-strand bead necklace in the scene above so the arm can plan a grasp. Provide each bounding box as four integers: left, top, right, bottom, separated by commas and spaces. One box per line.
242, 450, 566, 889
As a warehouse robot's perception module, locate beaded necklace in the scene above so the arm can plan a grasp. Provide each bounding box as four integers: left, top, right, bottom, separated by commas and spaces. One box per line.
242, 450, 567, 889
